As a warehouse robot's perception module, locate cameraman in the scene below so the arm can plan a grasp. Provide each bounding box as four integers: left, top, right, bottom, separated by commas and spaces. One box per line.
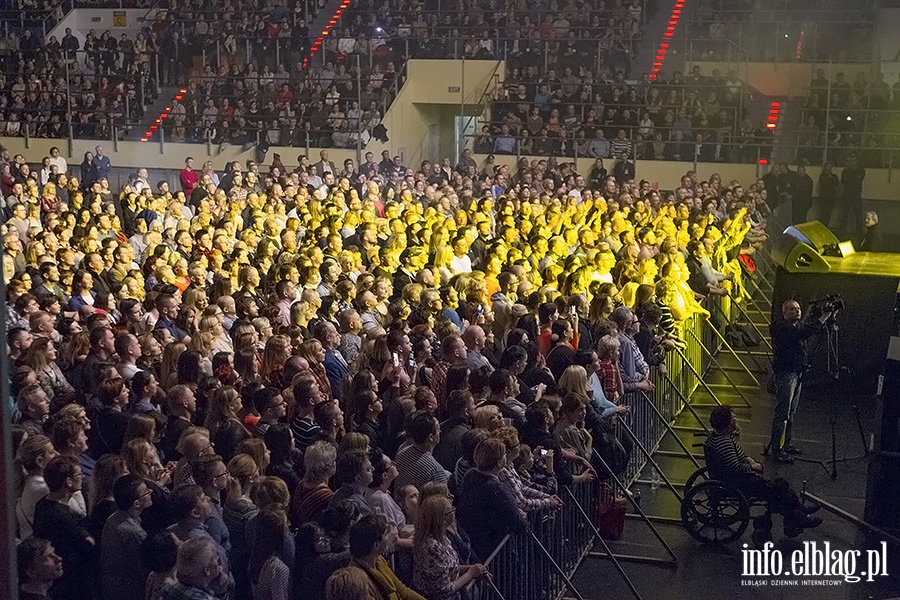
768, 299, 832, 464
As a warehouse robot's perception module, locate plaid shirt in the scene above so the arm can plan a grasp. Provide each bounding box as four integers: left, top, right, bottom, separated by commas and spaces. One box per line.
500, 465, 554, 512
598, 358, 624, 402
430, 359, 453, 405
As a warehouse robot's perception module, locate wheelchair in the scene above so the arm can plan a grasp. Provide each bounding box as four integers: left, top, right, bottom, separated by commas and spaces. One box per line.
680, 434, 778, 546
680, 466, 774, 545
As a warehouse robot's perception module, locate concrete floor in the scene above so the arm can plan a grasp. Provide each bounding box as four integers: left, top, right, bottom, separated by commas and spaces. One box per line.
567, 308, 900, 600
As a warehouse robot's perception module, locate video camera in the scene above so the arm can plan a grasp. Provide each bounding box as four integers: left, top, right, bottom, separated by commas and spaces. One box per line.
809, 293, 845, 316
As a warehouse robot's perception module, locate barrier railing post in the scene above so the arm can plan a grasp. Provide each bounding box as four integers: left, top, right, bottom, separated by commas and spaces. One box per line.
671, 345, 725, 407
526, 528, 587, 600
562, 487, 647, 599
728, 296, 773, 352
705, 304, 764, 384
661, 371, 709, 433
635, 390, 703, 470
619, 420, 683, 502
685, 329, 754, 408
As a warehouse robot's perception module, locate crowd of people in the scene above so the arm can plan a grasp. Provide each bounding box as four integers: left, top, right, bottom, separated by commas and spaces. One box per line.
5, 0, 646, 153
797, 69, 900, 168
481, 65, 780, 163
333, 0, 643, 69
5, 140, 772, 600
0, 26, 160, 140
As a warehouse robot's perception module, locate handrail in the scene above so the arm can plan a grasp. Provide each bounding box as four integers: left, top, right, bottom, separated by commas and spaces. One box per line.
457, 60, 502, 158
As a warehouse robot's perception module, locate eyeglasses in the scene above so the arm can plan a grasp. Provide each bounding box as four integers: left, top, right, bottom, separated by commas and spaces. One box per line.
213, 471, 229, 480
136, 488, 154, 500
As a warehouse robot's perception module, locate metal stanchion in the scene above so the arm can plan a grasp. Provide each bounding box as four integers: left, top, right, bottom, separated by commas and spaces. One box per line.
618, 420, 683, 503
686, 328, 754, 407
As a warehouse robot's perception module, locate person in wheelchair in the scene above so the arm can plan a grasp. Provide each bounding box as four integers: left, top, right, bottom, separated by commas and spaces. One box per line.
705, 406, 821, 538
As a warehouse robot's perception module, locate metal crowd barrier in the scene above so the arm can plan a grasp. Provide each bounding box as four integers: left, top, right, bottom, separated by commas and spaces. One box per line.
477, 269, 773, 599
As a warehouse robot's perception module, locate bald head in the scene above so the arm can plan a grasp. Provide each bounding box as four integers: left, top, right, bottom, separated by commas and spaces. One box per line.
462, 325, 486, 351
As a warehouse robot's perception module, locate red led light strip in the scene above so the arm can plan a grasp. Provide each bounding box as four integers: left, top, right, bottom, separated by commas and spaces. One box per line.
767, 101, 781, 130
143, 1, 352, 141
141, 89, 187, 142
758, 101, 781, 163
649, 0, 685, 80
304, 0, 351, 68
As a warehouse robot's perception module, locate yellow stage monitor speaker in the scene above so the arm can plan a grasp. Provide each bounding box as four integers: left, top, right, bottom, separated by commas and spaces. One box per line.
786, 221, 841, 256
771, 234, 831, 273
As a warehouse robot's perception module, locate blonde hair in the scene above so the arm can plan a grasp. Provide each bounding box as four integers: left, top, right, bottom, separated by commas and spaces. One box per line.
596, 335, 621, 360
413, 495, 452, 549
297, 339, 324, 365
226, 453, 259, 503
338, 432, 370, 457
325, 566, 371, 600
239, 438, 270, 472
472, 405, 501, 431
253, 476, 289, 509
558, 365, 591, 400
421, 481, 451, 503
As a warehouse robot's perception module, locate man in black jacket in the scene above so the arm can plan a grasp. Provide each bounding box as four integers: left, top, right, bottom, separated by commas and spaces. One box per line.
768, 300, 832, 463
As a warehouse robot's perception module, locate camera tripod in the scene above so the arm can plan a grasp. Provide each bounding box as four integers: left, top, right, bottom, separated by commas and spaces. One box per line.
794, 316, 869, 481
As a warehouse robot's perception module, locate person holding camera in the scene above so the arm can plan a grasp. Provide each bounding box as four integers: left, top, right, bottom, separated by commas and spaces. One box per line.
768, 299, 832, 463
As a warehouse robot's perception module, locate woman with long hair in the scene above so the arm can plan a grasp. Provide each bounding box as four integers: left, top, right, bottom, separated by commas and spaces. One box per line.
249, 505, 291, 600
130, 370, 162, 414
14, 434, 59, 539
297, 339, 333, 402
122, 412, 159, 448
553, 393, 593, 466
159, 342, 187, 391
557, 365, 592, 407
86, 453, 128, 540
205, 386, 251, 461
260, 334, 292, 386
413, 495, 487, 599
312, 400, 345, 447
238, 438, 271, 474
67, 269, 95, 312
349, 390, 382, 443
80, 151, 96, 189
176, 349, 206, 387
224, 453, 261, 600
121, 438, 173, 536
264, 424, 302, 493
25, 337, 76, 405
295, 520, 344, 597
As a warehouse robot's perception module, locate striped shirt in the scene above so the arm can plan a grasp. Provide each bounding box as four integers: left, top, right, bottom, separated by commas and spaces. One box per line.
704, 431, 752, 480
290, 416, 321, 455
393, 445, 450, 500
